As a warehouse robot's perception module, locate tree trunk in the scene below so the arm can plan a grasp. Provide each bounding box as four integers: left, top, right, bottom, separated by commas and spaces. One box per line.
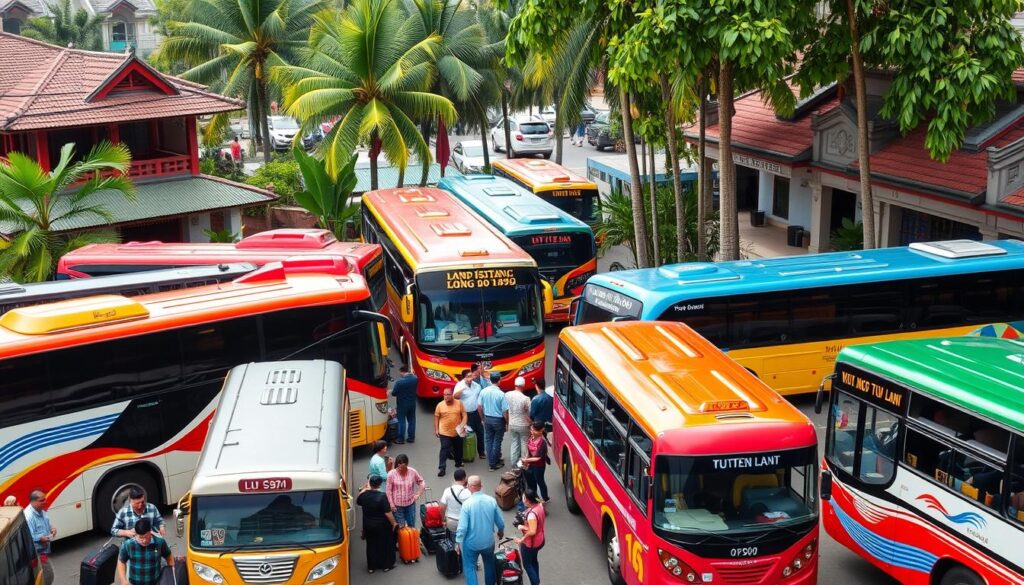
553, 90, 563, 164
718, 62, 738, 261
370, 130, 379, 191
697, 79, 708, 262
848, 0, 875, 249
621, 88, 650, 269
479, 107, 491, 169
501, 91, 513, 158
256, 76, 272, 163
661, 73, 686, 262
649, 139, 660, 266
249, 91, 263, 154
420, 118, 432, 150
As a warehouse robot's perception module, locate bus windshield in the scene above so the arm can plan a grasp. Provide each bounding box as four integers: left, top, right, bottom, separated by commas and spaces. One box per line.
541, 189, 600, 224
653, 447, 817, 539
190, 491, 342, 550
415, 268, 543, 350
513, 233, 594, 276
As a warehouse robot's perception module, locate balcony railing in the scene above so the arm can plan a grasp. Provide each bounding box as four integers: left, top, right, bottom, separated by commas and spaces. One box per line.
129, 155, 191, 178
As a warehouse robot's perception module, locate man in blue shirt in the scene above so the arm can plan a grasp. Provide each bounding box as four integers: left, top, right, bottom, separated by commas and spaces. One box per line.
454, 368, 485, 458
529, 376, 553, 433
455, 476, 505, 585
24, 490, 55, 585
391, 365, 419, 443
479, 379, 509, 470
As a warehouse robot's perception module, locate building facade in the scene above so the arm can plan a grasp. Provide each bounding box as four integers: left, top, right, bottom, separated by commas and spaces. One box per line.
0, 0, 159, 55
0, 33, 275, 243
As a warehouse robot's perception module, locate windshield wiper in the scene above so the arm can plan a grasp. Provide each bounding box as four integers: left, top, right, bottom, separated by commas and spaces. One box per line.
440, 335, 482, 358
218, 541, 317, 557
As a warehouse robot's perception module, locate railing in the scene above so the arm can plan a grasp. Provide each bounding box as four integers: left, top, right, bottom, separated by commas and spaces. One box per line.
128, 155, 191, 178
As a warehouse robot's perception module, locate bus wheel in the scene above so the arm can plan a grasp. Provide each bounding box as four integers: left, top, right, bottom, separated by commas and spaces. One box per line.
603, 525, 626, 585
94, 467, 160, 535
563, 460, 581, 515
940, 567, 983, 585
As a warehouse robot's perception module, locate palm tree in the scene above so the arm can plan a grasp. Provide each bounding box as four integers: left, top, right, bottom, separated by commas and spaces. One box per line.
0, 142, 135, 283
21, 0, 103, 51
159, 0, 327, 162
478, 0, 522, 158
277, 0, 456, 187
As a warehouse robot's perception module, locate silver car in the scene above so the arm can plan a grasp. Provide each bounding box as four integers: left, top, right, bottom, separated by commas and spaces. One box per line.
266, 116, 301, 151
490, 115, 553, 159
451, 140, 488, 173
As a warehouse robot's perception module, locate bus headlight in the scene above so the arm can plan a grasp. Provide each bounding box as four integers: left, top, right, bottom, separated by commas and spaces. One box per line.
425, 368, 453, 382
305, 555, 339, 582
517, 359, 543, 376
375, 401, 390, 414
192, 561, 224, 584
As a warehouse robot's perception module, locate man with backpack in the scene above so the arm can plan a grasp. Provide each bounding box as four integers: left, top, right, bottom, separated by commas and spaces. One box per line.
439, 468, 471, 533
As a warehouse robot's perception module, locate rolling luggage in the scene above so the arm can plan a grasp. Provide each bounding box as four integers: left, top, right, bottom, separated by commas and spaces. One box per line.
435, 536, 462, 578
462, 429, 477, 462
79, 539, 119, 585
421, 501, 444, 529
495, 482, 519, 511
398, 525, 421, 563
158, 559, 187, 585
420, 525, 449, 554
387, 418, 400, 444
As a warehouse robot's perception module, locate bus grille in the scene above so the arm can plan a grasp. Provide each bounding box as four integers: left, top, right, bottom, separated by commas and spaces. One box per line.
233, 555, 298, 583
349, 408, 365, 445
713, 560, 773, 584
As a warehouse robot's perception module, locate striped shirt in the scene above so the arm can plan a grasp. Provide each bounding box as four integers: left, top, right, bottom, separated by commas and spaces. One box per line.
111, 502, 164, 537
386, 467, 425, 507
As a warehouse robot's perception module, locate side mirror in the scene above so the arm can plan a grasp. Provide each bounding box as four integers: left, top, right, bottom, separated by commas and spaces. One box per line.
814, 375, 833, 414
820, 470, 833, 501
541, 281, 554, 316
401, 284, 415, 324
173, 508, 186, 538
353, 309, 393, 357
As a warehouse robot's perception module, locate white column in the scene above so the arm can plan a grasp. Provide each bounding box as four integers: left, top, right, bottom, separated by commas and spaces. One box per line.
225, 208, 243, 240
186, 213, 211, 242
808, 182, 831, 254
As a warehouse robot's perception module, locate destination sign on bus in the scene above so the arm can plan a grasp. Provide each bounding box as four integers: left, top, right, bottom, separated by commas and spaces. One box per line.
530, 235, 572, 246
551, 189, 582, 198
834, 363, 907, 413
446, 268, 517, 289
582, 285, 641, 318
238, 477, 293, 493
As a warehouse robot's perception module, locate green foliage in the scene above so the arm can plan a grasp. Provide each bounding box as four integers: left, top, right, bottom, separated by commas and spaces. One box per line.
0, 142, 135, 282
292, 146, 360, 241
244, 159, 303, 205
831, 217, 864, 251
203, 228, 239, 242
21, 0, 104, 51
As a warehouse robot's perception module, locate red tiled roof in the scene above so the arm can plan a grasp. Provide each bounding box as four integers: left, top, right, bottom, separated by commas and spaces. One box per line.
688, 85, 840, 159
1002, 185, 1024, 209
1013, 67, 1024, 86
0, 33, 244, 132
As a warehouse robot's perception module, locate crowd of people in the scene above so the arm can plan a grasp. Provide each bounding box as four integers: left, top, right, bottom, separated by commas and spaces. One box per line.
357, 363, 553, 585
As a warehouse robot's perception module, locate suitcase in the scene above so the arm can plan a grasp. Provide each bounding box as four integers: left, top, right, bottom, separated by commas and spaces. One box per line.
158, 560, 187, 585
462, 430, 476, 462
435, 537, 462, 578
421, 501, 444, 529
420, 525, 449, 554
499, 468, 522, 487
80, 539, 119, 585
398, 525, 421, 563
495, 481, 519, 511
387, 419, 400, 443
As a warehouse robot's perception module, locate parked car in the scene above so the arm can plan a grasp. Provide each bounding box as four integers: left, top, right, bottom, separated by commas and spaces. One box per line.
580, 103, 597, 125
490, 115, 553, 159
540, 105, 557, 127
585, 110, 639, 150
540, 104, 597, 130
451, 140, 488, 173
267, 116, 301, 150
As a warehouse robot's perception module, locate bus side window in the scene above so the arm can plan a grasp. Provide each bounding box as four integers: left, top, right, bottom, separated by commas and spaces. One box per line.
858, 407, 900, 485
569, 358, 587, 422
904, 429, 953, 487
0, 354, 51, 427
554, 357, 569, 403
825, 391, 861, 474
627, 423, 652, 514
1009, 438, 1024, 524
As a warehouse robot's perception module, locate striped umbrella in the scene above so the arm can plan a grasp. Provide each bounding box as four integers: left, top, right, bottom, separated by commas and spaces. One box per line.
968, 322, 1023, 339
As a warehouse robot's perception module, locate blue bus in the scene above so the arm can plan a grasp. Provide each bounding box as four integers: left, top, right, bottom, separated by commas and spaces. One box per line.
439, 174, 596, 323
575, 239, 1024, 394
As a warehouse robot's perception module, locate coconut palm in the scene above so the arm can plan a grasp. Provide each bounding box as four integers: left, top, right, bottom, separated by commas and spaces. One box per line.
21, 0, 103, 51
0, 142, 135, 283
158, 0, 327, 162
277, 0, 456, 187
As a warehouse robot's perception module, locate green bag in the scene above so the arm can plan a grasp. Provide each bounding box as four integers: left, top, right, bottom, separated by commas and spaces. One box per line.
462, 429, 477, 462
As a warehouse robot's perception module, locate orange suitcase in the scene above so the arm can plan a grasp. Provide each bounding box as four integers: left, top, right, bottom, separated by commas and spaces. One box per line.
398, 526, 421, 563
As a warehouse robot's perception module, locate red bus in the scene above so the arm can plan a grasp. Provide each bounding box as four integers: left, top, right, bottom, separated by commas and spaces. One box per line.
554, 321, 820, 585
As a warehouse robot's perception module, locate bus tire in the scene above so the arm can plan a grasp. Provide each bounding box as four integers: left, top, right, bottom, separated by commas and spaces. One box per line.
93, 466, 161, 535
603, 523, 626, 585
939, 566, 983, 585
563, 459, 581, 515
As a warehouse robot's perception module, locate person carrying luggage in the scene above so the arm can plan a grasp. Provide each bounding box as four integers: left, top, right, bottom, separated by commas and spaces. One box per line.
455, 475, 505, 585
515, 489, 546, 585
386, 454, 426, 528
391, 366, 419, 444
116, 518, 173, 585
454, 369, 486, 460
521, 422, 550, 502
111, 486, 166, 538
440, 469, 471, 533
356, 475, 398, 573
435, 387, 468, 477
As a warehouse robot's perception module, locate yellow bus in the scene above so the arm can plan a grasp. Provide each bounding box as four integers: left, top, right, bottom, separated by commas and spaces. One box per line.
491, 158, 601, 226
0, 507, 42, 585
176, 359, 351, 585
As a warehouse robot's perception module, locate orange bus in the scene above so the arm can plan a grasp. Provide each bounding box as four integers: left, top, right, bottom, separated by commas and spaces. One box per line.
491, 158, 601, 225
361, 187, 552, 396
0, 260, 389, 539
554, 321, 819, 585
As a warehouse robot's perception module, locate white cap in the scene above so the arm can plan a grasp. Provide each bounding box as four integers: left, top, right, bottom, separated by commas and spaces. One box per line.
514, 376, 526, 388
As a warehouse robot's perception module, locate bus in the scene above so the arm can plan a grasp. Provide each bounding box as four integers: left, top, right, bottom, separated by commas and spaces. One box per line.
0, 507, 41, 585
0, 263, 257, 314
438, 174, 596, 323
817, 336, 1024, 585
575, 239, 1024, 395
361, 187, 552, 395
54, 228, 386, 311
554, 321, 819, 585
491, 158, 601, 225
177, 360, 351, 585
0, 260, 389, 539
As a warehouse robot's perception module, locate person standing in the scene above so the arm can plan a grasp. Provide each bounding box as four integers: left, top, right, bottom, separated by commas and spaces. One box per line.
111, 487, 165, 538
24, 490, 55, 585
386, 454, 426, 528
391, 366, 419, 444
454, 476, 505, 585
356, 475, 398, 574
454, 369, 485, 459
230, 135, 243, 168
439, 468, 471, 533
479, 379, 509, 471
435, 388, 468, 477
522, 422, 550, 502
367, 440, 391, 490
516, 489, 547, 585
529, 377, 553, 434
506, 377, 532, 466
116, 518, 173, 585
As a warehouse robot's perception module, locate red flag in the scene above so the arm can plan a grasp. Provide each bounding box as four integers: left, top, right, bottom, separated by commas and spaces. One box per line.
436, 116, 451, 177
